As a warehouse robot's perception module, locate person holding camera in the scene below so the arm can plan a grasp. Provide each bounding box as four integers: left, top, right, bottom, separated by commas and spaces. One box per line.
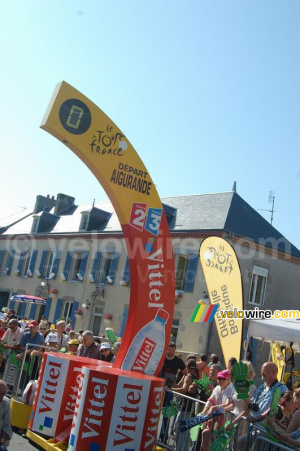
236, 361, 287, 450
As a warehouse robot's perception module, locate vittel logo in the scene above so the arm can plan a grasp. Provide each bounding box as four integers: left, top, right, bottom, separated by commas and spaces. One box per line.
37, 360, 62, 432
81, 376, 109, 439
132, 338, 156, 372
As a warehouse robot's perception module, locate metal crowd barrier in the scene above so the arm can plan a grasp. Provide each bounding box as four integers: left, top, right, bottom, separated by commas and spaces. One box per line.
156, 389, 239, 450
251, 435, 299, 451
240, 422, 299, 451
3, 344, 60, 399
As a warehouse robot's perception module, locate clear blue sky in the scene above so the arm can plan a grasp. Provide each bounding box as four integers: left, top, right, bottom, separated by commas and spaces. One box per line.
0, 1, 299, 249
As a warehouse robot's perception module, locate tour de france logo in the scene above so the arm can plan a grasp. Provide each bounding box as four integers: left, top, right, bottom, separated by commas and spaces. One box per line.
59, 98, 92, 135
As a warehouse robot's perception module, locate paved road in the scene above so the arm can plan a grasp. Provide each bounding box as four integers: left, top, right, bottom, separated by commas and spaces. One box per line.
10, 428, 42, 450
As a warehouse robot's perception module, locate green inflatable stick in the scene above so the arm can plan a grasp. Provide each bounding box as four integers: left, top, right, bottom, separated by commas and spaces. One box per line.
269, 387, 281, 418
105, 328, 117, 347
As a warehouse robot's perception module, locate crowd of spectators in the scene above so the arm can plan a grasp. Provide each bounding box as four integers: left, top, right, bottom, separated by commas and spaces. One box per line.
2, 307, 300, 450
0, 308, 121, 384
159, 342, 300, 450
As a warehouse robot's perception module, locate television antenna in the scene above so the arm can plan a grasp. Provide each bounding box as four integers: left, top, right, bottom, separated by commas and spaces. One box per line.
258, 191, 275, 225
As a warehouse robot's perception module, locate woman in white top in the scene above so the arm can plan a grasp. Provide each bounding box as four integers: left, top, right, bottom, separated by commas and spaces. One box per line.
232, 360, 257, 417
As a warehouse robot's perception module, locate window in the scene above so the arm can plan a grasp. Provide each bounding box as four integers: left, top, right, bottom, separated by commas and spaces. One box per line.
91, 305, 104, 336
79, 214, 89, 231
170, 317, 180, 344
175, 254, 189, 290
21, 251, 33, 276
96, 252, 114, 283
69, 252, 84, 281
0, 251, 10, 275
34, 304, 45, 322
249, 266, 268, 306
32, 217, 40, 233
62, 300, 73, 321
43, 251, 54, 278
174, 251, 198, 292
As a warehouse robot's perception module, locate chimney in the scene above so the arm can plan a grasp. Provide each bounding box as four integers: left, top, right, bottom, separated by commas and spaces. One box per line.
34, 195, 56, 214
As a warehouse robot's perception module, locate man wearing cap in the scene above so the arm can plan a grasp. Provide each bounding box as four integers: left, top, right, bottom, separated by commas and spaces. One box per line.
67, 339, 80, 356
31, 332, 59, 358
100, 342, 114, 362
78, 331, 101, 360
16, 320, 44, 361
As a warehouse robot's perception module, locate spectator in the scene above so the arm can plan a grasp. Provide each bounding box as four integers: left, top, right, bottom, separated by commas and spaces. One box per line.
78, 331, 101, 359
196, 353, 210, 379
38, 322, 50, 340
173, 359, 199, 451
159, 343, 186, 442
49, 321, 69, 350
0, 380, 12, 448
227, 356, 238, 371
112, 341, 121, 362
100, 342, 114, 362
67, 339, 80, 356
6, 310, 17, 321
78, 329, 84, 343
66, 320, 73, 333
17, 317, 26, 330
31, 332, 58, 358
1, 319, 24, 355
237, 361, 287, 450
161, 343, 186, 386
231, 360, 257, 417
17, 320, 44, 361
68, 330, 76, 340
208, 354, 223, 369
202, 370, 235, 449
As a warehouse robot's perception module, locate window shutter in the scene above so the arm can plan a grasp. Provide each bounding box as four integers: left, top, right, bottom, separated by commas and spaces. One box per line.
44, 298, 52, 320
70, 301, 79, 325
30, 304, 37, 319
123, 258, 130, 286
29, 250, 38, 274
20, 302, 27, 317
17, 251, 25, 273
120, 308, 129, 338
91, 252, 101, 281
184, 253, 198, 293
7, 250, 15, 273
108, 253, 119, 283
63, 252, 72, 279
78, 251, 89, 277
0, 251, 4, 268
53, 298, 63, 324
51, 250, 61, 279
39, 251, 48, 278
